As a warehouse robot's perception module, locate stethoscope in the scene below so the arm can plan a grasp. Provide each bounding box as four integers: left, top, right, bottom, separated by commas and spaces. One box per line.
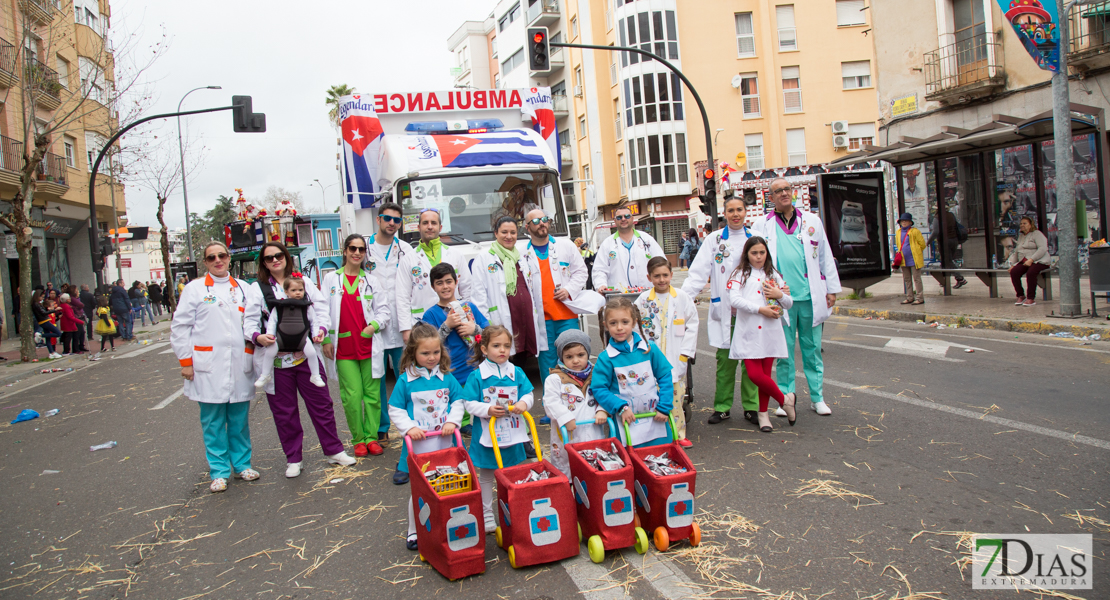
614, 233, 650, 287
368, 234, 404, 263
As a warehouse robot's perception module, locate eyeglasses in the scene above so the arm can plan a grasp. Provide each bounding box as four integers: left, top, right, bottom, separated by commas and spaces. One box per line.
262, 253, 285, 264
346, 245, 366, 253
379, 214, 403, 224
528, 217, 552, 225
614, 214, 633, 221
771, 187, 792, 195
205, 252, 229, 263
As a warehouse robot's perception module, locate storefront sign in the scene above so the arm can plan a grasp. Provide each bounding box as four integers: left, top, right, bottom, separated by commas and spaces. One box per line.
42, 217, 84, 240
891, 94, 918, 117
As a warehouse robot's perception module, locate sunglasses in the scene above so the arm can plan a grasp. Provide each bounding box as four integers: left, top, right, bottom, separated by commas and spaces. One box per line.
379, 214, 403, 224
262, 253, 285, 264
614, 214, 632, 221
346, 245, 366, 253
528, 217, 552, 225
771, 188, 792, 194
205, 252, 229, 262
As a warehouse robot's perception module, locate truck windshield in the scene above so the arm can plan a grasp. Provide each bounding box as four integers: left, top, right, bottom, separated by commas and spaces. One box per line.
396, 171, 567, 244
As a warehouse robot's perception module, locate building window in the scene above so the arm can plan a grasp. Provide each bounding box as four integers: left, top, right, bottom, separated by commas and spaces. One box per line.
776, 5, 797, 51
56, 57, 69, 88
624, 73, 684, 127
735, 12, 756, 57
499, 2, 522, 31
836, 0, 866, 26
579, 116, 587, 138
782, 66, 802, 113
786, 128, 807, 166
558, 128, 571, 146
740, 73, 760, 118
575, 66, 583, 87
613, 99, 622, 140
610, 51, 618, 85
841, 60, 871, 89
571, 16, 579, 38
745, 133, 765, 170
583, 164, 590, 184
606, 0, 614, 30
847, 122, 876, 150
316, 228, 333, 252
501, 49, 524, 74
85, 132, 107, 172
622, 10, 679, 66
491, 37, 498, 58
630, 134, 688, 187
64, 136, 76, 167
618, 153, 627, 195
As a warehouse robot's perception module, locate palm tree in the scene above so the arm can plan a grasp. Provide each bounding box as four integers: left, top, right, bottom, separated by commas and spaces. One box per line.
325, 84, 356, 126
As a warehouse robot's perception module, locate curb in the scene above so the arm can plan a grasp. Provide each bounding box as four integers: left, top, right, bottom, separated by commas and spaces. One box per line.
831, 305, 1110, 340
0, 326, 170, 388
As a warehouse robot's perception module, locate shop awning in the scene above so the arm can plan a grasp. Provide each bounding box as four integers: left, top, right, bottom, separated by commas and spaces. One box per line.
829, 103, 1103, 167
647, 210, 690, 221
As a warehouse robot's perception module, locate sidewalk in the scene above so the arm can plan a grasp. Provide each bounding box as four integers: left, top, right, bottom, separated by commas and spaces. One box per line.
0, 317, 173, 387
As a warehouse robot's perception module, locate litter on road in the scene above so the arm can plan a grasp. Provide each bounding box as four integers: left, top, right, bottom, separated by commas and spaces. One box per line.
89, 441, 118, 452
10, 409, 38, 423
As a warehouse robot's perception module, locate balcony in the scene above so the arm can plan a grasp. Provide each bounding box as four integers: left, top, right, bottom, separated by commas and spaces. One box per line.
553, 93, 569, 118
548, 45, 565, 71
19, 0, 57, 26
0, 40, 17, 88
316, 248, 342, 258
0, 136, 23, 192
24, 57, 62, 110
1067, 1, 1110, 72
36, 152, 69, 196
527, 0, 560, 27
924, 31, 1005, 103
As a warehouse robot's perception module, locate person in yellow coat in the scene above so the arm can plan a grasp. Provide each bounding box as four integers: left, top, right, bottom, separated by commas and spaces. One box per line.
896, 213, 927, 305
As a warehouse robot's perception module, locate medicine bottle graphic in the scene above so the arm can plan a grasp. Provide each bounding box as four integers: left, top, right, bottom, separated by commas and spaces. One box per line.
602, 480, 634, 526
446, 505, 479, 551
665, 482, 694, 528
528, 498, 561, 546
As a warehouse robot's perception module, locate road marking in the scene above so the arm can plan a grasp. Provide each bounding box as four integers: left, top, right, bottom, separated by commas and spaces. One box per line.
827, 316, 1110, 355
620, 548, 698, 599
159, 348, 175, 354
562, 554, 629, 599
856, 333, 992, 355
115, 342, 169, 359
150, 389, 183, 410
822, 339, 965, 362
0, 368, 79, 399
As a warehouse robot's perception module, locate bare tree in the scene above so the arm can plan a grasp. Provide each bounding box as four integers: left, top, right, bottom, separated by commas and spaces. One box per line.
263, 185, 317, 215
0, 4, 167, 361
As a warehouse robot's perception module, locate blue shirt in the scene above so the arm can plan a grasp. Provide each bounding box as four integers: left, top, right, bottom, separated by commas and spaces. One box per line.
421, 302, 489, 386
533, 242, 549, 260
900, 227, 915, 267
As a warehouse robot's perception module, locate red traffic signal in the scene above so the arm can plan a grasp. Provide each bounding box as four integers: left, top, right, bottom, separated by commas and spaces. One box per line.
527, 27, 551, 72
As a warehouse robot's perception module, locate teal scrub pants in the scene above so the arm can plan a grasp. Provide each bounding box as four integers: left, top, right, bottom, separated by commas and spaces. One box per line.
539, 319, 580, 377
199, 402, 252, 479
776, 299, 824, 404
379, 347, 403, 434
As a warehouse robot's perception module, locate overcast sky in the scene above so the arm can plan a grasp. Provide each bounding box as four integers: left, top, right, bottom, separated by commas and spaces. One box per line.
116, 0, 494, 230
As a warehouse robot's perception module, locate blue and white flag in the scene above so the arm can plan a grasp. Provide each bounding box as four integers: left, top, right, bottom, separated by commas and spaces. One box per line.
339, 94, 386, 209
402, 129, 551, 172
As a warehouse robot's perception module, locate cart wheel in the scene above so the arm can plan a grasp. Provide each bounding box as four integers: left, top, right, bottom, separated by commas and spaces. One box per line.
634, 527, 649, 554
689, 522, 701, 547
418, 553, 425, 562
508, 545, 519, 569
653, 527, 670, 552
495, 526, 503, 549
587, 535, 605, 563
578, 523, 583, 543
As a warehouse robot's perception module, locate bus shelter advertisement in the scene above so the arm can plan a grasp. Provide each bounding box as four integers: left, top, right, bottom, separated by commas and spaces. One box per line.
821, 175, 889, 280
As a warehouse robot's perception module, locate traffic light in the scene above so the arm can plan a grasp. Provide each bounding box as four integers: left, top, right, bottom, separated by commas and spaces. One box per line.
703, 167, 716, 196
232, 95, 267, 133
527, 27, 550, 72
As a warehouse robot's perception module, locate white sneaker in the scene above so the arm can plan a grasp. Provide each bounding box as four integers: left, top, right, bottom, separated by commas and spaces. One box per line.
774, 407, 787, 417
285, 462, 302, 478
309, 375, 326, 388
485, 516, 497, 534
254, 374, 272, 390
326, 451, 356, 466
49, 353, 62, 359
812, 401, 832, 415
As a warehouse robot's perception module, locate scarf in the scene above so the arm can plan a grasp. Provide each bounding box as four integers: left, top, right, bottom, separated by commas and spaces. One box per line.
490, 242, 521, 295
419, 238, 443, 266
553, 361, 593, 393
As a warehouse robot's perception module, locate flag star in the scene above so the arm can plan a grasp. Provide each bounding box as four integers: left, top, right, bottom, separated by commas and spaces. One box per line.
350, 129, 364, 141
450, 139, 469, 145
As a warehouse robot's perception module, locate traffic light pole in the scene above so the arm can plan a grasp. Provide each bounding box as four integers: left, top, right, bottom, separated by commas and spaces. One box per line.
550, 42, 719, 231
86, 105, 234, 290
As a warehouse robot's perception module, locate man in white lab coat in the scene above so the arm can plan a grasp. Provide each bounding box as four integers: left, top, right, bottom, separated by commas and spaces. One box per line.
752, 178, 842, 416
591, 204, 664, 290
396, 208, 471, 343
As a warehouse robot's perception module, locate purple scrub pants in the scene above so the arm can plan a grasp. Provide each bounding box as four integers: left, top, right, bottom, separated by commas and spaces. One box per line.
266, 359, 344, 463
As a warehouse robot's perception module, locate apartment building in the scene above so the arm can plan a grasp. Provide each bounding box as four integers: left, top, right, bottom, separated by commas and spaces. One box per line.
0, 0, 126, 337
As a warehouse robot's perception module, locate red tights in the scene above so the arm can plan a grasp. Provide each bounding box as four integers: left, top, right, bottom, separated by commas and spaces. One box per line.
744, 357, 785, 412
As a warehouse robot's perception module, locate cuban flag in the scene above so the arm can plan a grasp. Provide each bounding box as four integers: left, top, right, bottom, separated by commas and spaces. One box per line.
253, 219, 265, 243
339, 94, 385, 209
404, 129, 552, 171
521, 87, 559, 166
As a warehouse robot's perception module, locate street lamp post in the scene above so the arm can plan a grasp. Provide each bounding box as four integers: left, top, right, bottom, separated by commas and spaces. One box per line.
177, 85, 222, 261
311, 179, 337, 211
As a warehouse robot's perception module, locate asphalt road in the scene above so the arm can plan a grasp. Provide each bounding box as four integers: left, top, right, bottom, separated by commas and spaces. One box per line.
1, 312, 1107, 600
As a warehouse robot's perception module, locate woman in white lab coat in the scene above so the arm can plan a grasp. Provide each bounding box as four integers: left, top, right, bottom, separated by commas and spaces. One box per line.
171, 241, 258, 493
469, 216, 541, 357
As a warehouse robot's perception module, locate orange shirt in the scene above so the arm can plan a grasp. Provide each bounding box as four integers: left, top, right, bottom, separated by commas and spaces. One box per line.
538, 257, 577, 322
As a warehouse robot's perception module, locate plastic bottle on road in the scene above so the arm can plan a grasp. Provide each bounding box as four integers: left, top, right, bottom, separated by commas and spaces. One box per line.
43, 409, 59, 417
90, 441, 118, 451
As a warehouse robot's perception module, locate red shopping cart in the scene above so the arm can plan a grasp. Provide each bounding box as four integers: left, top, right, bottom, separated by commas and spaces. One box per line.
491, 411, 580, 568
406, 429, 485, 581
561, 418, 649, 563
621, 413, 700, 551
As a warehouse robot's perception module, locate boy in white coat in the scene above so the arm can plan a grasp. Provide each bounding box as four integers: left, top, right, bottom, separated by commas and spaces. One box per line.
636, 257, 698, 447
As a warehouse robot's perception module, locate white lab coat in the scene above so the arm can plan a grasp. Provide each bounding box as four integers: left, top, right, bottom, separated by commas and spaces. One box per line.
727, 271, 793, 360
679, 226, 753, 349
542, 373, 608, 478
395, 242, 472, 333
591, 230, 664, 290
521, 236, 589, 351
469, 243, 542, 355
634, 286, 699, 381
170, 274, 256, 404
365, 234, 413, 350
752, 211, 842, 327
242, 276, 330, 396
320, 269, 392, 380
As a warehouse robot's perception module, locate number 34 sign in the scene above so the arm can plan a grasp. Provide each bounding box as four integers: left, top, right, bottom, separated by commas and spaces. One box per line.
403, 179, 452, 234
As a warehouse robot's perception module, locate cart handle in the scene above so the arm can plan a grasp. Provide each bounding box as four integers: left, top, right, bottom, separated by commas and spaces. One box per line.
619, 411, 678, 448
403, 428, 465, 457
559, 417, 618, 444
490, 408, 541, 469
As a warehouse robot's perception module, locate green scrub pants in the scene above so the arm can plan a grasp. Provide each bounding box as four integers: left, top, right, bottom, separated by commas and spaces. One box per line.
337, 358, 381, 445
775, 299, 824, 404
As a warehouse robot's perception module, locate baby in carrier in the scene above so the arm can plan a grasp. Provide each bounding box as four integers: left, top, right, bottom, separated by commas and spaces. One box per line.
255, 276, 325, 389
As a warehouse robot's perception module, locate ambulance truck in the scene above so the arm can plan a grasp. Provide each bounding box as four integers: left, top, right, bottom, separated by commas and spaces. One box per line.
338, 87, 569, 263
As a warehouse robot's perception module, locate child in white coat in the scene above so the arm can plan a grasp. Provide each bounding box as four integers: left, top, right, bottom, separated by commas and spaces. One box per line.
635, 257, 698, 447
727, 236, 797, 433
543, 329, 609, 478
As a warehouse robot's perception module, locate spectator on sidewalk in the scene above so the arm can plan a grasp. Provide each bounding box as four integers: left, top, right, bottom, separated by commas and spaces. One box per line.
65, 286, 88, 353
896, 213, 927, 306
928, 209, 968, 289
31, 290, 62, 359
79, 284, 95, 341
94, 296, 119, 352
129, 282, 146, 327
1009, 216, 1050, 307
109, 279, 133, 340
58, 293, 85, 355
148, 282, 163, 316
138, 282, 157, 324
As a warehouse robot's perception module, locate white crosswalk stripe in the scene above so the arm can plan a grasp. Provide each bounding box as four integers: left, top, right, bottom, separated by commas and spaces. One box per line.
115, 341, 169, 359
